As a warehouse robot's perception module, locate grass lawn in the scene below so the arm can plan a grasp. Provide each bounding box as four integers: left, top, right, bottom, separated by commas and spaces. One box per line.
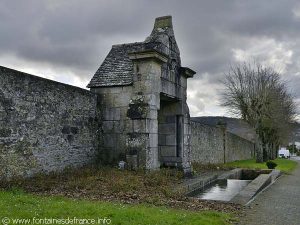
0, 189, 232, 225
0, 167, 240, 213
225, 158, 298, 173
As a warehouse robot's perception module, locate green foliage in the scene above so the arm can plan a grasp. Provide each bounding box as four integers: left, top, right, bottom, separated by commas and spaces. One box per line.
0, 190, 232, 225
287, 144, 298, 154
266, 160, 277, 169
225, 158, 297, 173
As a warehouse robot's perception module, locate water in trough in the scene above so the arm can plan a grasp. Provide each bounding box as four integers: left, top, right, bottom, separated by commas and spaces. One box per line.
194, 179, 252, 201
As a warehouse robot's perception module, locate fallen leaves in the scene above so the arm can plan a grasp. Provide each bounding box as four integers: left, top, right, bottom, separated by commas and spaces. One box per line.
0, 166, 242, 214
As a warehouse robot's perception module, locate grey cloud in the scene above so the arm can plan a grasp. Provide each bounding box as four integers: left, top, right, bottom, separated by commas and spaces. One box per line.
0, 0, 300, 117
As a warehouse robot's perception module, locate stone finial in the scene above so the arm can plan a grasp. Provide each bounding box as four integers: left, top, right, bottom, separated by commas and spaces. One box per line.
153, 16, 173, 29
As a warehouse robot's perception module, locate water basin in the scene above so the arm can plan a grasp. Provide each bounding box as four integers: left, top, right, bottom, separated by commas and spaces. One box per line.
193, 179, 252, 201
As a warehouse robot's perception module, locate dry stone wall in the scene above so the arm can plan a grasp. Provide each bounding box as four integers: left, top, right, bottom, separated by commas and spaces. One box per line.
0, 66, 100, 179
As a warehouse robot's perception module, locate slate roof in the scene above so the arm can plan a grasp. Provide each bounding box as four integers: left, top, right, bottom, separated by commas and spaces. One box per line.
87, 43, 138, 88
87, 16, 182, 88
87, 41, 167, 88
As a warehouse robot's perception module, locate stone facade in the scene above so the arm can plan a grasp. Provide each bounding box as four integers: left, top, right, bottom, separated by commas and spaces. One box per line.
0, 66, 100, 179
190, 121, 255, 164
88, 16, 195, 173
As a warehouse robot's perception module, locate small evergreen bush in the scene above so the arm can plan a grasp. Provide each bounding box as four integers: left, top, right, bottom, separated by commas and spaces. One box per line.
266, 160, 277, 169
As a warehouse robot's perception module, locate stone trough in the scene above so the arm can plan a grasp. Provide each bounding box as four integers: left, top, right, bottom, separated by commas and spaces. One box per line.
183, 168, 281, 205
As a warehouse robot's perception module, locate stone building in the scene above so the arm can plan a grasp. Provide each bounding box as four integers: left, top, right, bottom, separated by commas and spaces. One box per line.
0, 15, 255, 180
88, 16, 195, 173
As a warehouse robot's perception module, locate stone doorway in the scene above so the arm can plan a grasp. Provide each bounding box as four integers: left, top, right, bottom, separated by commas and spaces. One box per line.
158, 95, 184, 167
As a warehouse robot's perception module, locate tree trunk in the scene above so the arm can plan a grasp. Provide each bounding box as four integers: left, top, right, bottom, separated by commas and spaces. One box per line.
262, 143, 268, 162
255, 137, 264, 163
271, 143, 276, 160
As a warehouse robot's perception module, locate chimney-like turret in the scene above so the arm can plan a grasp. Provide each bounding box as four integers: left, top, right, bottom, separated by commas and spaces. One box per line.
153, 15, 173, 29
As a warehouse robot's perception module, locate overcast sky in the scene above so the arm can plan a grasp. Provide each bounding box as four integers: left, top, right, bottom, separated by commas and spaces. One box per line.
1, 0, 300, 119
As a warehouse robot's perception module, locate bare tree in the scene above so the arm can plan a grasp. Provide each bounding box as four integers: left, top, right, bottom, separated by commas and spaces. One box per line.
221, 62, 296, 162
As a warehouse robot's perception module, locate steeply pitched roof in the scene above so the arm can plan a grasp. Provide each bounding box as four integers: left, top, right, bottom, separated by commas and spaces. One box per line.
87, 43, 137, 88
87, 41, 168, 88
87, 16, 182, 88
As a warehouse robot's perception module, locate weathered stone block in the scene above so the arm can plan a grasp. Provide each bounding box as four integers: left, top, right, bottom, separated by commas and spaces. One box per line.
144, 94, 159, 107
149, 133, 158, 148
146, 119, 158, 134
184, 134, 190, 145
159, 123, 175, 134
158, 134, 166, 145
165, 115, 176, 123
119, 119, 133, 133
133, 120, 146, 133
113, 108, 121, 120
184, 116, 189, 124
103, 134, 116, 148
115, 134, 126, 150
166, 134, 176, 146
113, 121, 121, 133
113, 93, 131, 107
146, 147, 160, 170
102, 121, 114, 133
103, 108, 114, 120
126, 132, 147, 148
160, 146, 176, 157
148, 109, 158, 119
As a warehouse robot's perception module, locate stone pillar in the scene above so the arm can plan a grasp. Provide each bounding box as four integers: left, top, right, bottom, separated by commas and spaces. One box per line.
126, 50, 167, 170
181, 104, 192, 175
179, 68, 195, 175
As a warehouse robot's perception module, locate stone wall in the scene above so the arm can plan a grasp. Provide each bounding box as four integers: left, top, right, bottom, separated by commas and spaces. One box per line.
0, 66, 100, 179
91, 85, 133, 166
190, 121, 254, 164
158, 103, 178, 159
226, 132, 255, 162
0, 64, 254, 179
190, 121, 225, 164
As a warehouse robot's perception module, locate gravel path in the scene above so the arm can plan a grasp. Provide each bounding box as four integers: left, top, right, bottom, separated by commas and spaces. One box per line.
239, 157, 300, 225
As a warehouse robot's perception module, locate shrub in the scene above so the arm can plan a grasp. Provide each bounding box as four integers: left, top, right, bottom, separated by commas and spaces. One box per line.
266, 160, 277, 169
